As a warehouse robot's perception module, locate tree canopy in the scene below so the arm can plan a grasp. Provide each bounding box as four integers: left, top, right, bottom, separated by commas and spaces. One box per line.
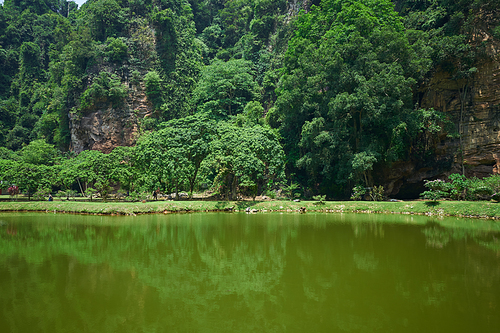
0, 0, 496, 199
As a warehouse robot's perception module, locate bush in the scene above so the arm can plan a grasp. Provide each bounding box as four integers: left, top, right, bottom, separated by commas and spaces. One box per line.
467, 177, 492, 200
421, 174, 500, 201
312, 194, 326, 205
124, 191, 148, 202
369, 185, 385, 201
106, 37, 127, 63
448, 173, 468, 200
33, 188, 50, 201
421, 179, 452, 200
265, 190, 276, 199
351, 185, 366, 201
421, 189, 448, 201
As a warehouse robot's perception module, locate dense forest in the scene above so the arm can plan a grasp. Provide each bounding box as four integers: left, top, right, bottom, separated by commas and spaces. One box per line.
0, 0, 499, 200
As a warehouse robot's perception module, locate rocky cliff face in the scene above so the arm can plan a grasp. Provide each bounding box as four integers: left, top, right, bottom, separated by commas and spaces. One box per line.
385, 46, 500, 197
69, 84, 152, 154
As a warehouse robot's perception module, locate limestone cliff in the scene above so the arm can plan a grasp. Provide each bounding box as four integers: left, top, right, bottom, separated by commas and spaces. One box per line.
69, 84, 152, 154
385, 45, 500, 198
68, 18, 156, 154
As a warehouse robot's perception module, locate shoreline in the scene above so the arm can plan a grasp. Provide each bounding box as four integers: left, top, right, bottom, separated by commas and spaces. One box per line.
0, 200, 499, 220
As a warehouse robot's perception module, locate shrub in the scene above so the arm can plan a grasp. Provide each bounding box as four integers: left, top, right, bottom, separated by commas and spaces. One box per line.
484, 174, 500, 193
421, 174, 500, 201
467, 177, 492, 200
33, 187, 50, 201
312, 194, 326, 205
369, 185, 385, 201
448, 173, 468, 200
265, 190, 276, 199
351, 185, 366, 201
421, 189, 448, 201
421, 179, 451, 200
106, 37, 127, 63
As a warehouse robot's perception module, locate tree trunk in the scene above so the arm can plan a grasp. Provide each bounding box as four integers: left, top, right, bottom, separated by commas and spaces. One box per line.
459, 83, 469, 176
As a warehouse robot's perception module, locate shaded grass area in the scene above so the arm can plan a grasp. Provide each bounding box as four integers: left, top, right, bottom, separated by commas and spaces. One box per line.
0, 199, 499, 219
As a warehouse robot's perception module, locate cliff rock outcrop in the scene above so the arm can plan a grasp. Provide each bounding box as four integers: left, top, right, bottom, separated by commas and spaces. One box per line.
69, 85, 152, 154
385, 48, 500, 197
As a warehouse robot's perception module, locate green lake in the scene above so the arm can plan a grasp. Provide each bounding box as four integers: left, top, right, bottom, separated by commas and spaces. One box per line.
0, 212, 499, 332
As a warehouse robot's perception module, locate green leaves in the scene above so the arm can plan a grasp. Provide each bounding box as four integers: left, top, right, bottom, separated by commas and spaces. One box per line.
204, 121, 285, 200
135, 113, 216, 195
276, 0, 434, 194
144, 71, 164, 109
192, 59, 260, 117
79, 72, 128, 111
105, 37, 127, 63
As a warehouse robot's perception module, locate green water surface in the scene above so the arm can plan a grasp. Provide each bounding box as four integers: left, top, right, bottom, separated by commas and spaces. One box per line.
0, 212, 499, 332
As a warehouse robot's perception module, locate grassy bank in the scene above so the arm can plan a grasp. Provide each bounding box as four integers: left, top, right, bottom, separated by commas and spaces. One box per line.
0, 199, 499, 219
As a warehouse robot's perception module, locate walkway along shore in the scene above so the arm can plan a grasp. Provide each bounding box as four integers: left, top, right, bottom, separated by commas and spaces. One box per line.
1, 200, 499, 220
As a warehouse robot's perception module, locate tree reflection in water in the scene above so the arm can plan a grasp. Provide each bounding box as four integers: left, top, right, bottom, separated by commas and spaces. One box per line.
0, 212, 499, 332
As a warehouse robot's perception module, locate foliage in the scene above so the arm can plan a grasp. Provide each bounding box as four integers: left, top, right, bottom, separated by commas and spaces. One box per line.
192, 59, 260, 117
0, 0, 497, 200
202, 121, 285, 200
106, 37, 128, 63
421, 179, 452, 201
282, 182, 300, 200
369, 185, 385, 202
312, 194, 326, 205
135, 113, 216, 196
144, 71, 164, 109
275, 0, 432, 196
79, 72, 128, 111
421, 174, 472, 201
351, 185, 367, 201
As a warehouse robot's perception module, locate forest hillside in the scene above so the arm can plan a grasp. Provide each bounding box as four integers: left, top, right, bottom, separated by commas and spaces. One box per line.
1, 0, 500, 200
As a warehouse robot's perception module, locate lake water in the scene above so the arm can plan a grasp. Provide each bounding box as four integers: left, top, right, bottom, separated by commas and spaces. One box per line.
0, 212, 499, 332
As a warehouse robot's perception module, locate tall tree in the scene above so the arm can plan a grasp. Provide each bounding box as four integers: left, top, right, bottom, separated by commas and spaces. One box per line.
275, 0, 432, 195
192, 59, 260, 117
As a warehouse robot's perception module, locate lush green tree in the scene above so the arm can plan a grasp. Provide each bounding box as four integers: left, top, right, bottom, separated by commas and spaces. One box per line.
203, 121, 285, 200
275, 0, 433, 195
0, 158, 55, 200
105, 37, 127, 63
70, 149, 117, 199
84, 0, 125, 42
135, 113, 216, 196
108, 146, 139, 192
18, 139, 58, 165
192, 59, 260, 117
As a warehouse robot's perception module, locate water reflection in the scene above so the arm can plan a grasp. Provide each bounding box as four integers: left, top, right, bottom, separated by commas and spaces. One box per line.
0, 212, 499, 332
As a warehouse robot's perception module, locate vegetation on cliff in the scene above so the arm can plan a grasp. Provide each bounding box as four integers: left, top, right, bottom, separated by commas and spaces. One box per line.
1, 0, 499, 200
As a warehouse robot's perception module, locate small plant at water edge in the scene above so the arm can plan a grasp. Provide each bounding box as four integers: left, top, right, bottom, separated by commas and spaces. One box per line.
312, 195, 326, 205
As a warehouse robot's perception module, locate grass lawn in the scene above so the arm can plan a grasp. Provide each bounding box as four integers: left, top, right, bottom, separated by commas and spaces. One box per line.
0, 197, 499, 219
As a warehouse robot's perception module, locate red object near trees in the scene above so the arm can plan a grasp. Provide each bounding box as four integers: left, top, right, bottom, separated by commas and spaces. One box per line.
8, 185, 19, 196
